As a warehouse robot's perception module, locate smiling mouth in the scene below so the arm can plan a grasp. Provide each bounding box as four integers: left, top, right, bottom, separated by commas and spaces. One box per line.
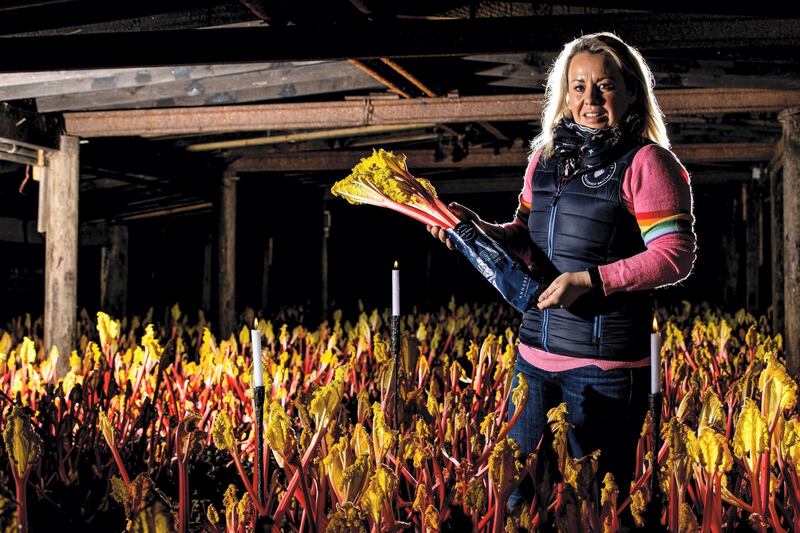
584, 113, 607, 119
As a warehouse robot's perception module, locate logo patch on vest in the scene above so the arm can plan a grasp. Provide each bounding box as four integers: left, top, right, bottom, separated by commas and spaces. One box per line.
581, 162, 616, 188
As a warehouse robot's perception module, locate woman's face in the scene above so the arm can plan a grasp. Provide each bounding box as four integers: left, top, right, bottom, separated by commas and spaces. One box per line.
566, 52, 635, 129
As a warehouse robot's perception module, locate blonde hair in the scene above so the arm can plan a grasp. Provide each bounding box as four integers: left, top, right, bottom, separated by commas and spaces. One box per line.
530, 31, 670, 163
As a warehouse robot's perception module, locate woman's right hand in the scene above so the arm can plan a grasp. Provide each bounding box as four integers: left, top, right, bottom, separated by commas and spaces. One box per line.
427, 202, 479, 250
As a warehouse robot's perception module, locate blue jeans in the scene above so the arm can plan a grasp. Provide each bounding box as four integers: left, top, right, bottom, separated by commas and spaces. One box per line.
506, 351, 649, 513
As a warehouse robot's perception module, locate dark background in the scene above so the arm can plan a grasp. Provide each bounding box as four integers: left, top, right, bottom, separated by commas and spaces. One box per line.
0, 160, 772, 327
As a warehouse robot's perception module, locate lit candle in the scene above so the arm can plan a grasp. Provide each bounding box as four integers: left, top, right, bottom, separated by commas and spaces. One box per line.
392, 261, 400, 317
252, 319, 263, 387
651, 316, 661, 394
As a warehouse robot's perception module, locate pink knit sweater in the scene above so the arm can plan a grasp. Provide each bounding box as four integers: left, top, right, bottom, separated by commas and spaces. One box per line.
501, 143, 697, 371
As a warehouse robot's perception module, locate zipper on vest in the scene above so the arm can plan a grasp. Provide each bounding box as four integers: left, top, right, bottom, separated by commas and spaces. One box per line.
550, 187, 564, 206
592, 315, 603, 344
542, 200, 559, 351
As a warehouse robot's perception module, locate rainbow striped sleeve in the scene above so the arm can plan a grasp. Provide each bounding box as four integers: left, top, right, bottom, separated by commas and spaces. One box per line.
636, 210, 694, 246
514, 192, 532, 226
626, 144, 695, 247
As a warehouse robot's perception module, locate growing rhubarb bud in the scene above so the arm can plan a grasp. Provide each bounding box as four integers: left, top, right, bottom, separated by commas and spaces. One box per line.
733, 398, 768, 473
98, 410, 116, 448
691, 428, 733, 475
265, 401, 297, 468
96, 311, 120, 348
176, 414, 200, 464
698, 388, 726, 434
211, 410, 236, 454
141, 324, 164, 361
309, 364, 348, 431
3, 406, 41, 478
327, 502, 368, 533
351, 423, 371, 459
759, 353, 798, 427
511, 372, 529, 413
488, 437, 523, 497
371, 402, 397, 466
323, 435, 370, 503
359, 463, 396, 524
206, 504, 220, 526
666, 418, 696, 486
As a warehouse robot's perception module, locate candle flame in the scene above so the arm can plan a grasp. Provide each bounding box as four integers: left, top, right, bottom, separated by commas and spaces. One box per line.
393, 260, 398, 269
652, 316, 658, 333
254, 319, 259, 328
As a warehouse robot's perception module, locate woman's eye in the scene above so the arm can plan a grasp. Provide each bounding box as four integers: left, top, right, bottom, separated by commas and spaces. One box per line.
573, 85, 583, 92
600, 84, 614, 90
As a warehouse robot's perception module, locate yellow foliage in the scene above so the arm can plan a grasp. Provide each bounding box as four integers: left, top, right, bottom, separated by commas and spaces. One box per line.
3, 406, 41, 477
733, 398, 768, 472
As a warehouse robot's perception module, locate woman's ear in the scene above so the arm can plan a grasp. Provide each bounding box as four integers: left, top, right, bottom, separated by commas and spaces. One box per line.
628, 85, 639, 104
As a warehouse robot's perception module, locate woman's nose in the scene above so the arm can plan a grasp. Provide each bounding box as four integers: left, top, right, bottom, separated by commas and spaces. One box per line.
588, 85, 603, 105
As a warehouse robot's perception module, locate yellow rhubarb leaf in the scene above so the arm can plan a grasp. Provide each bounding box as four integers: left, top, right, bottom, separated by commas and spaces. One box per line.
211, 410, 236, 454
698, 388, 726, 434
512, 372, 529, 413
327, 501, 368, 533
359, 464, 397, 525
265, 401, 297, 468
96, 311, 120, 347
692, 428, 733, 474
372, 402, 398, 466
309, 364, 349, 431
351, 423, 371, 459
733, 398, 768, 472
3, 406, 41, 477
98, 410, 116, 448
758, 353, 798, 427
141, 324, 163, 361
488, 437, 523, 498
679, 502, 700, 533
176, 414, 200, 464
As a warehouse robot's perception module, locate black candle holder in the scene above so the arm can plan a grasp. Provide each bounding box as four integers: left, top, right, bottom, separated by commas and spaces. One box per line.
253, 384, 266, 510
645, 391, 666, 531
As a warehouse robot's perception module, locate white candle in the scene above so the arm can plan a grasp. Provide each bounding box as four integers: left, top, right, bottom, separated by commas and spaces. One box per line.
392, 261, 400, 317
252, 319, 263, 387
651, 316, 661, 394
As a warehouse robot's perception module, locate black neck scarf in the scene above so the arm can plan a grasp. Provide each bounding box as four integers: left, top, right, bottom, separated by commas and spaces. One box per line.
551, 111, 646, 190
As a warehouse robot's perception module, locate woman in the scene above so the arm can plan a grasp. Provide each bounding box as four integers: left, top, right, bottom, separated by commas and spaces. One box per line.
427, 31, 696, 517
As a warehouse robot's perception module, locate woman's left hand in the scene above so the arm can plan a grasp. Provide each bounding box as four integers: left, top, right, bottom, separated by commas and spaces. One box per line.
537, 271, 593, 310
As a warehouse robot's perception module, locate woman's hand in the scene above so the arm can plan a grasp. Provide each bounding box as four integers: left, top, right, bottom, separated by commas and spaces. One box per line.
536, 271, 593, 310
426, 202, 476, 250
427, 202, 505, 249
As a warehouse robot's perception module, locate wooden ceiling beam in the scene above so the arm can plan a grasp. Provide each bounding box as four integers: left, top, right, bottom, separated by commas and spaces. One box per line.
37, 63, 383, 112
228, 142, 776, 173
0, 63, 299, 101
2, 14, 797, 72
0, 1, 251, 37
0, 102, 62, 151
65, 89, 800, 138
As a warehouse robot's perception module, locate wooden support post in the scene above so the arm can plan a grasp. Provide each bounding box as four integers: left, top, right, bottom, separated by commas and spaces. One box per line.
44, 135, 79, 377
779, 107, 800, 377
722, 195, 739, 308
744, 182, 760, 312
100, 225, 128, 317
218, 172, 237, 339
321, 207, 330, 320
771, 163, 785, 338
262, 236, 272, 312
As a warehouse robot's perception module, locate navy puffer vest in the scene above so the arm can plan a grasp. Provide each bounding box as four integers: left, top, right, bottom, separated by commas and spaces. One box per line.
518, 140, 655, 361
